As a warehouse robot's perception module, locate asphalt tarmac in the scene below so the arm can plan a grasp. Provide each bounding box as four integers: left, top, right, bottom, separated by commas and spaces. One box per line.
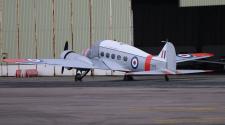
0, 75, 225, 125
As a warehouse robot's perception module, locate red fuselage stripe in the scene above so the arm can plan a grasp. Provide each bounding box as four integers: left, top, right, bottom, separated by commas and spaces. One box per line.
144, 55, 152, 71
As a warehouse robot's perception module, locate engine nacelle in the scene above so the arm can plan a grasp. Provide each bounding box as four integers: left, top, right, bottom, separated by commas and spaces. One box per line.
60, 50, 93, 66
60, 50, 75, 59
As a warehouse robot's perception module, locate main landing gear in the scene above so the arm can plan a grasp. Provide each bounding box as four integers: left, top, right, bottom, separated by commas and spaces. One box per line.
123, 75, 134, 81
75, 69, 90, 81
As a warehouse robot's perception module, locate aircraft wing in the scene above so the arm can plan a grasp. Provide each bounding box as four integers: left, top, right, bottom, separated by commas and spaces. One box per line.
2, 58, 94, 69
127, 69, 212, 75
2, 57, 130, 72
176, 53, 214, 63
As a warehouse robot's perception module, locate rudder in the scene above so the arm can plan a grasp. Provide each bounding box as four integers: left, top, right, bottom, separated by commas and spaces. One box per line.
158, 41, 176, 72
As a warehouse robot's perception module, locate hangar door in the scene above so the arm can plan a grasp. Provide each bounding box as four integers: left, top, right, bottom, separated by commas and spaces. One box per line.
132, 0, 225, 54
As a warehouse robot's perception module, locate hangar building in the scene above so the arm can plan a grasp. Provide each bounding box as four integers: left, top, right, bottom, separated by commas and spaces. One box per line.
0, 0, 225, 76
0, 0, 132, 76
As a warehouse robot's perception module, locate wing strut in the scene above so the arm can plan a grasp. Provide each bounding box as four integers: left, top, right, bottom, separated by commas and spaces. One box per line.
75, 69, 90, 81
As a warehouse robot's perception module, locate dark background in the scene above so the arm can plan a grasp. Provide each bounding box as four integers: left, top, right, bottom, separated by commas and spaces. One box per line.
132, 0, 225, 54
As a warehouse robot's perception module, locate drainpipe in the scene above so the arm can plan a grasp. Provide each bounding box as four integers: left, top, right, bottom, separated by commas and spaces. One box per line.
16, 0, 20, 70
70, 0, 75, 76
129, 0, 133, 45
109, 0, 113, 76
34, 0, 38, 70
89, 0, 94, 76
52, 0, 56, 76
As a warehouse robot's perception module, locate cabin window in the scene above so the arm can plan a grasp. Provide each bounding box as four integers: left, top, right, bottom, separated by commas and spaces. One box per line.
106, 53, 110, 58
100, 52, 104, 57
123, 56, 128, 61
111, 54, 115, 59
117, 55, 121, 60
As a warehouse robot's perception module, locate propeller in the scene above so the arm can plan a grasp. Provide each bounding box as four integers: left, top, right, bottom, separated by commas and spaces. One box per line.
61, 41, 68, 74
61, 67, 64, 74
64, 41, 68, 51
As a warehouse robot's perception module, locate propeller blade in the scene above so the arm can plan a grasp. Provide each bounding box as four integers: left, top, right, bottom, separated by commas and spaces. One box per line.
64, 41, 68, 51
61, 67, 64, 74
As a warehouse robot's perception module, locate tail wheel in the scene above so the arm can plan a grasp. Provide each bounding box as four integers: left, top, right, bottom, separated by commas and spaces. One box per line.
123, 75, 134, 81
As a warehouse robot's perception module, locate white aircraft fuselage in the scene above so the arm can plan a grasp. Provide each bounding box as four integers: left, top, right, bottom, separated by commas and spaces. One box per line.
83, 40, 166, 72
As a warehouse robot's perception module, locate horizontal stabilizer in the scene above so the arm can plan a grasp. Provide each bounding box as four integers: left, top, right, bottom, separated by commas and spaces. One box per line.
176, 53, 214, 63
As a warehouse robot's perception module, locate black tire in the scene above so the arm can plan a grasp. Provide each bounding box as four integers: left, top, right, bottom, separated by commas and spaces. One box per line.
123, 75, 134, 81
75, 73, 82, 81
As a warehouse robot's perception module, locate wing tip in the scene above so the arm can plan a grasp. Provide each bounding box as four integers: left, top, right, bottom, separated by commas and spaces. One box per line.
2, 59, 28, 63
192, 53, 214, 57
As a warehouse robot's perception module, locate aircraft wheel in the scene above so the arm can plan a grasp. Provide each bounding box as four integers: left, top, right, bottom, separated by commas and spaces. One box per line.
123, 75, 134, 81
75, 73, 82, 81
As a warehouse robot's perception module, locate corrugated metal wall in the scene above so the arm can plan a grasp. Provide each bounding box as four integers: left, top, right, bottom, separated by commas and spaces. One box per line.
2, 0, 17, 58
180, 0, 225, 7
0, 0, 2, 58
0, 0, 133, 76
73, 0, 90, 53
1, 0, 132, 58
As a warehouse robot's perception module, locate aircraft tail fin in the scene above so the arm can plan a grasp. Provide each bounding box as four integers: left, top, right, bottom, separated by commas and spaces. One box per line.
158, 41, 176, 72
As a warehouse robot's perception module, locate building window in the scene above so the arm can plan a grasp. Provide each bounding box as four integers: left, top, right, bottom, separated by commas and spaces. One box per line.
117, 55, 121, 60
106, 53, 110, 58
100, 52, 104, 57
123, 56, 128, 61
111, 54, 115, 59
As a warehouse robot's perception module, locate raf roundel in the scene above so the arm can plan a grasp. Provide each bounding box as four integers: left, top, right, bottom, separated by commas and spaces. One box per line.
177, 54, 192, 58
131, 56, 139, 69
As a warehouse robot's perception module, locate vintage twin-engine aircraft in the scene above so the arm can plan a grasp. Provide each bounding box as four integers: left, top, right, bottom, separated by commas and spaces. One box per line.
3, 40, 213, 81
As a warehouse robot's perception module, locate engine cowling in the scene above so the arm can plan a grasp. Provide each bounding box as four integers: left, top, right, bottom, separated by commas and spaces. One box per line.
60, 50, 75, 59
60, 50, 93, 67
60, 50, 74, 70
